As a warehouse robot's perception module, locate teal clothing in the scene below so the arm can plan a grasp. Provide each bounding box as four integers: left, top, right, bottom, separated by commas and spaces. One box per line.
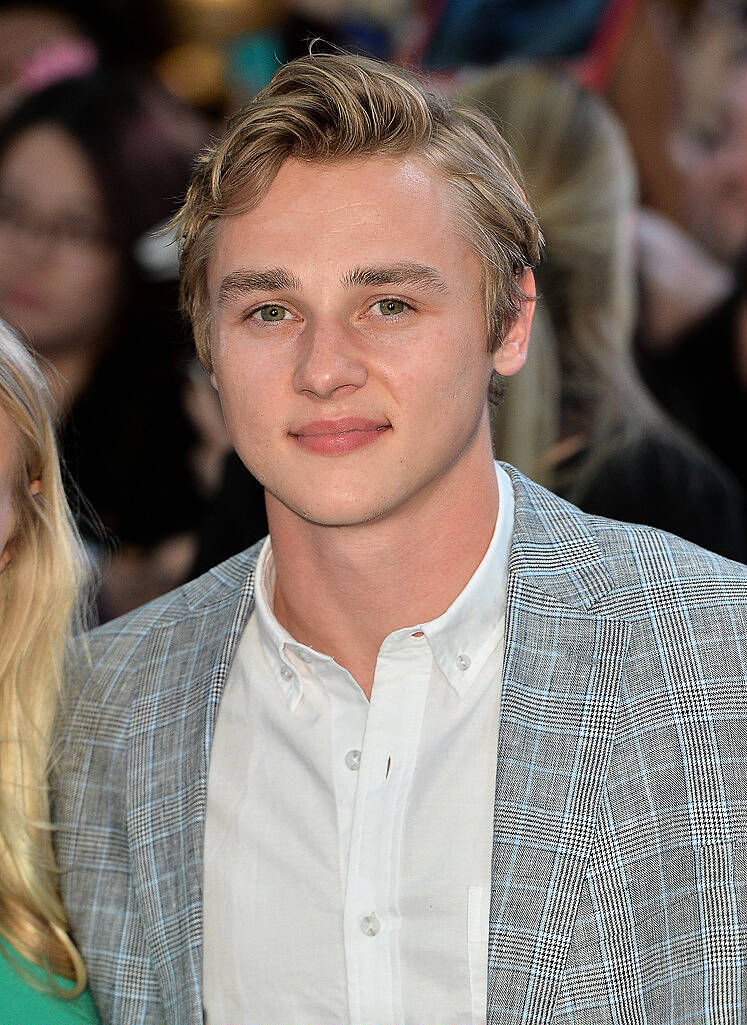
0, 936, 100, 1025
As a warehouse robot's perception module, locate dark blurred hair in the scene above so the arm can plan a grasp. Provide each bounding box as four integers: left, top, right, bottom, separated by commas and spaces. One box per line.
0, 0, 171, 67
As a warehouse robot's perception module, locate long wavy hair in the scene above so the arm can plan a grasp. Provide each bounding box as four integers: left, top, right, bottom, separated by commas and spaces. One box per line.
458, 64, 665, 497
0, 319, 89, 995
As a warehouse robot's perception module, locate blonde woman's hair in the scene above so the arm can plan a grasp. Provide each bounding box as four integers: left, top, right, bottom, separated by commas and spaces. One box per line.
172, 50, 541, 373
458, 64, 664, 496
0, 319, 89, 996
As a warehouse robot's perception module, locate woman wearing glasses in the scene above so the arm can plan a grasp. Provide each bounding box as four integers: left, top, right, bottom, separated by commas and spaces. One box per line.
0, 68, 211, 620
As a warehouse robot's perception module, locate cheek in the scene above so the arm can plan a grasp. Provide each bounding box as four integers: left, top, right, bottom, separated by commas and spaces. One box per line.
429, 328, 492, 404
213, 359, 277, 447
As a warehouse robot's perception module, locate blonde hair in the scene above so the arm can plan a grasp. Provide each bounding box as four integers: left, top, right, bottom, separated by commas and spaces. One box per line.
458, 64, 663, 496
172, 50, 541, 373
0, 320, 89, 996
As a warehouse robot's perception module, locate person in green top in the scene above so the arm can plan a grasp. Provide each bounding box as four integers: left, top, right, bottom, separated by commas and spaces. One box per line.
0, 321, 100, 1025
0, 936, 99, 1024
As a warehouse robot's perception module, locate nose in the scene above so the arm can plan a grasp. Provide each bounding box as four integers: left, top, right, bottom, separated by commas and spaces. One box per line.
292, 320, 367, 399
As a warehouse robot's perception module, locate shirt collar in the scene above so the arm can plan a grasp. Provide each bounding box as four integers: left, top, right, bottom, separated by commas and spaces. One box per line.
253, 461, 514, 705
416, 461, 513, 697
254, 539, 320, 708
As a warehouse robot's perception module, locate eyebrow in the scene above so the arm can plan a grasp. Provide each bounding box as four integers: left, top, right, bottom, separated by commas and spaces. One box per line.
216, 261, 448, 308
217, 267, 303, 307
341, 263, 448, 293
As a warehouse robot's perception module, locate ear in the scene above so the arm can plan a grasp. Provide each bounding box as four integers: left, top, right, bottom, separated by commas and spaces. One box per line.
492, 270, 536, 377
0, 481, 42, 574
210, 373, 218, 391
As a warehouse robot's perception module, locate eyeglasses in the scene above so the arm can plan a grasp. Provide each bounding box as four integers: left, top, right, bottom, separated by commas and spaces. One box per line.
0, 193, 114, 252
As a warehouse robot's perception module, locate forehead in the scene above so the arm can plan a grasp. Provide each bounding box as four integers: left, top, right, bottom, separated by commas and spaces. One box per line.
0, 124, 101, 212
208, 155, 475, 290
253, 153, 447, 208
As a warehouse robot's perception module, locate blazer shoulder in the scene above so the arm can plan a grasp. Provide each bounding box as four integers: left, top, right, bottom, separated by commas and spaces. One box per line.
590, 510, 746, 611
591, 510, 746, 584
506, 463, 746, 619
67, 542, 263, 706
94, 541, 262, 636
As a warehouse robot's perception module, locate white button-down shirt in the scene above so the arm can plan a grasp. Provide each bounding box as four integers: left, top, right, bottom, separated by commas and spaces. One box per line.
203, 463, 514, 1025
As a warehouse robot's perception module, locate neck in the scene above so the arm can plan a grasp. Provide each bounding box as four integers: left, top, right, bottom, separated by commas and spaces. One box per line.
269, 438, 499, 698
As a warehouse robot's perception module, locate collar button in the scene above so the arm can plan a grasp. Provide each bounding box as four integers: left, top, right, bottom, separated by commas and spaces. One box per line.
456, 654, 471, 671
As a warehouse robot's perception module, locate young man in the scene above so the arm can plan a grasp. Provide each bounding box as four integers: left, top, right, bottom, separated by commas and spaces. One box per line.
56, 54, 747, 1025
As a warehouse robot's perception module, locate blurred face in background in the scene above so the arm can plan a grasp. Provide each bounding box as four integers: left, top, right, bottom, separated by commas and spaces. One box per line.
671, 57, 747, 265
0, 124, 123, 356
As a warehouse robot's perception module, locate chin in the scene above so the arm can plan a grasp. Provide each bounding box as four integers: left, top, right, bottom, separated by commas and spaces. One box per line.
274, 485, 399, 529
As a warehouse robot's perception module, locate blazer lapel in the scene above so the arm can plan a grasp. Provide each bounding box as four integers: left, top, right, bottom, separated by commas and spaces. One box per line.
126, 555, 258, 1024
487, 469, 630, 1024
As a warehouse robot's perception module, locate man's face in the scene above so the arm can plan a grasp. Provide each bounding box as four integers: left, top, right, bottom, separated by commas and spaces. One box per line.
208, 155, 529, 529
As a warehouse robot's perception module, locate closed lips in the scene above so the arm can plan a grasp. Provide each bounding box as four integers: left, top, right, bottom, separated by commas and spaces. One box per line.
291, 418, 390, 437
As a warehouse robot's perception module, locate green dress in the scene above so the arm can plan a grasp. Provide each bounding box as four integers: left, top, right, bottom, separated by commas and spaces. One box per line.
0, 936, 101, 1025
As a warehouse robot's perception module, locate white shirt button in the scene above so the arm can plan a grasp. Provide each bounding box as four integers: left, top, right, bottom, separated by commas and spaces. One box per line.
360, 913, 381, 936
280, 664, 294, 680
456, 654, 471, 671
345, 749, 362, 771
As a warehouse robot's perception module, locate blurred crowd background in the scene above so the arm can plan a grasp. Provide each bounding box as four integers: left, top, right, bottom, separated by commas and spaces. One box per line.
0, 0, 744, 621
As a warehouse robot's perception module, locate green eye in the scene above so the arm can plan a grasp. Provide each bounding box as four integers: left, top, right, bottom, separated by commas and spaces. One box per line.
377, 299, 406, 316
257, 304, 288, 322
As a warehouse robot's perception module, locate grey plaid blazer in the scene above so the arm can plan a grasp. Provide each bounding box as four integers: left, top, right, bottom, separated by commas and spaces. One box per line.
55, 466, 747, 1025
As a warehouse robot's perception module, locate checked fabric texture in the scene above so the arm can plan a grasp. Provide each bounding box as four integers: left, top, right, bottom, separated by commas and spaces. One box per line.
54, 465, 747, 1025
